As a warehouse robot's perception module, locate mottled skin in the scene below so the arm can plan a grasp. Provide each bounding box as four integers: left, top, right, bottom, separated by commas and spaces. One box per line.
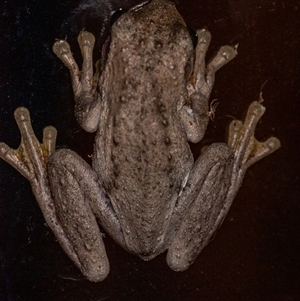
0, 0, 280, 282
95, 0, 196, 257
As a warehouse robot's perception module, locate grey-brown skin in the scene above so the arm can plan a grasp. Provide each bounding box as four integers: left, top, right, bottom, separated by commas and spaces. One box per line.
0, 0, 280, 282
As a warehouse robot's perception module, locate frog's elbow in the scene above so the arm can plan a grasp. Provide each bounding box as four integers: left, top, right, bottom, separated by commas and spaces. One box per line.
75, 104, 101, 133
186, 129, 205, 144
77, 115, 99, 132
81, 118, 99, 132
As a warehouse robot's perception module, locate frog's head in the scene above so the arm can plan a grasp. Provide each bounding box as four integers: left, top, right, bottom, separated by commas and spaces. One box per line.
112, 0, 195, 82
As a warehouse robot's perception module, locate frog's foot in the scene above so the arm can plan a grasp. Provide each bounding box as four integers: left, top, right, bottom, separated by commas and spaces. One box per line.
0, 108, 88, 275
53, 31, 101, 132
0, 108, 71, 242
0, 107, 56, 183
0, 108, 67, 235
227, 100, 281, 194
188, 29, 238, 100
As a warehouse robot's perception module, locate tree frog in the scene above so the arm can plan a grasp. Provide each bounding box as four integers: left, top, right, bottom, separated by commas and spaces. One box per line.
0, 0, 280, 281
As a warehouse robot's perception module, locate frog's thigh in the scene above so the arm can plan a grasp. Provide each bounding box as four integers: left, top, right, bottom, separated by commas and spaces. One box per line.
167, 143, 233, 271
48, 149, 109, 282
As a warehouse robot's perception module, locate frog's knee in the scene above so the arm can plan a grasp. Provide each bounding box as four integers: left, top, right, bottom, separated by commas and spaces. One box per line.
48, 149, 83, 166
49, 148, 67, 162
81, 258, 110, 282
166, 249, 192, 272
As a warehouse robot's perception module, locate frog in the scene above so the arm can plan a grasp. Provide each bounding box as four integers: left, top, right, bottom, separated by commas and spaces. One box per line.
0, 0, 280, 282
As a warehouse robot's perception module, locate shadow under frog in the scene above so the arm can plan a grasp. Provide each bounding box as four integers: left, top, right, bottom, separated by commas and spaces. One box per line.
0, 0, 280, 282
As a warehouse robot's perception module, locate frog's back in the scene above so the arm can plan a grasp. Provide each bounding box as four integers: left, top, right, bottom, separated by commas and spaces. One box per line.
93, 0, 195, 257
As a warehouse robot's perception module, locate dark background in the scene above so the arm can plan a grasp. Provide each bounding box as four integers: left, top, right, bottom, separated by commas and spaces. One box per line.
1, 0, 299, 300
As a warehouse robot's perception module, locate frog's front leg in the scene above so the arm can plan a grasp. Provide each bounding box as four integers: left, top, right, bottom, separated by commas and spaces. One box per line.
0, 108, 124, 282
53, 31, 101, 132
181, 29, 238, 143
166, 100, 280, 271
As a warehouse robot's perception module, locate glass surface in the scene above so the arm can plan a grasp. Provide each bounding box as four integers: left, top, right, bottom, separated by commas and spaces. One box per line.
1, 0, 299, 300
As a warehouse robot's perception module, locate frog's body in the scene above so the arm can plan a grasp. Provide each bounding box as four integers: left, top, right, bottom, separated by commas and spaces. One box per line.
95, 2, 194, 257
0, 0, 280, 282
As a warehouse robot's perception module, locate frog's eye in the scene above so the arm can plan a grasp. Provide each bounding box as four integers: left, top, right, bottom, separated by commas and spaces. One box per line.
187, 28, 198, 49
111, 9, 127, 25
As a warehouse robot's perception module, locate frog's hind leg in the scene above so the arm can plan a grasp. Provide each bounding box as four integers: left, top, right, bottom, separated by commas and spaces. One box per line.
166, 100, 280, 271
166, 143, 234, 271
0, 108, 120, 282
48, 149, 126, 282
